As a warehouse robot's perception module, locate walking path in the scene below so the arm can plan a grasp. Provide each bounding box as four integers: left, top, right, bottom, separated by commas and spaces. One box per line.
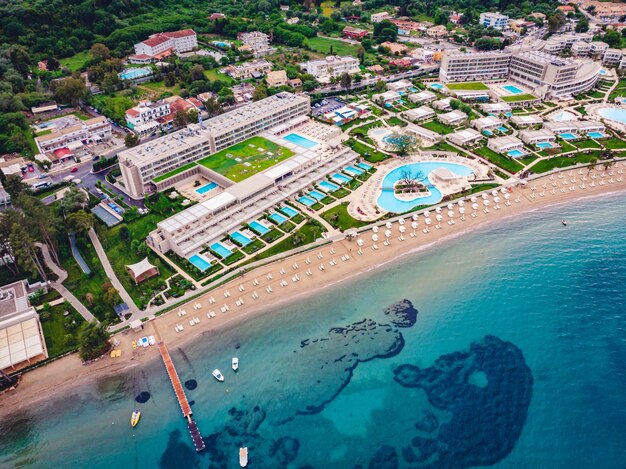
69, 233, 91, 275
88, 228, 140, 317
36, 242, 97, 322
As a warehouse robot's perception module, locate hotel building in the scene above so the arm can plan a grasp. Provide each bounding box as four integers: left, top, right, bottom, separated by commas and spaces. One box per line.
118, 92, 311, 199
300, 56, 360, 83
439, 51, 512, 83
479, 12, 509, 30
132, 29, 197, 60
35, 116, 112, 153
238, 31, 274, 57
125, 101, 171, 131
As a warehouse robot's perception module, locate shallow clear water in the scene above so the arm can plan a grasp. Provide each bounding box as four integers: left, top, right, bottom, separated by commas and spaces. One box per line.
2, 193, 626, 468
598, 108, 626, 125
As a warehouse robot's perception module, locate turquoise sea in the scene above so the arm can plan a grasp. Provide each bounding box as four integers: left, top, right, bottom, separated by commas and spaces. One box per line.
2, 193, 626, 468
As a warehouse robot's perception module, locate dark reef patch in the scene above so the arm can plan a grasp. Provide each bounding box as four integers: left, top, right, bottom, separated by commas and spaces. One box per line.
414, 410, 438, 433
383, 299, 418, 328
184, 379, 197, 391
394, 335, 533, 468
158, 428, 197, 469
369, 445, 399, 469
134, 391, 150, 404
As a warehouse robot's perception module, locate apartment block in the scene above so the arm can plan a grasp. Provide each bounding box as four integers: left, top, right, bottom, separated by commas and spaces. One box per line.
479, 12, 509, 30
118, 92, 311, 199
371, 12, 392, 23
225, 60, 273, 79
133, 29, 197, 60
238, 31, 274, 57
125, 101, 171, 130
35, 116, 112, 153
300, 56, 360, 83
603, 49, 623, 67
439, 51, 512, 83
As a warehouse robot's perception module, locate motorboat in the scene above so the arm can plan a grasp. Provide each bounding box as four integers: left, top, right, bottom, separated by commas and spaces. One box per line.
239, 447, 248, 467
148, 336, 156, 346
212, 369, 224, 382
130, 410, 141, 427
232, 357, 239, 371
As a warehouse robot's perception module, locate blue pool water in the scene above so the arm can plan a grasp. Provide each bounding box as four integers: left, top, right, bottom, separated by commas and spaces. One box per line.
408, 87, 418, 92
319, 180, 340, 192
429, 83, 444, 90
536, 142, 553, 149
210, 242, 232, 258
559, 133, 578, 140
230, 231, 252, 246
2, 195, 626, 468
377, 162, 474, 213
212, 41, 230, 48
283, 133, 318, 149
344, 165, 363, 176
248, 220, 269, 235
119, 67, 152, 80
332, 173, 352, 184
309, 190, 325, 200
504, 111, 513, 117
195, 182, 218, 195
497, 126, 509, 133
598, 107, 626, 124
587, 131, 605, 139
357, 162, 372, 171
269, 212, 288, 224
188, 253, 212, 272
279, 205, 299, 218
483, 130, 494, 136
508, 149, 525, 157
298, 196, 316, 206
503, 85, 523, 94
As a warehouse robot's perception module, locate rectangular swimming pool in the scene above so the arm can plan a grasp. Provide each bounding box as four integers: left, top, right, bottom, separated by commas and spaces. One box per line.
331, 173, 351, 184
210, 242, 232, 258
536, 142, 553, 149
344, 166, 363, 176
309, 190, 325, 200
430, 83, 444, 90
230, 231, 252, 246
503, 85, 523, 94
508, 149, 525, 158
318, 180, 340, 192
248, 220, 270, 235
483, 130, 493, 136
195, 182, 218, 195
298, 196, 316, 206
283, 133, 318, 149
497, 126, 509, 133
280, 205, 299, 218
269, 212, 288, 224
559, 133, 578, 140
357, 162, 372, 171
587, 131, 605, 139
189, 254, 212, 272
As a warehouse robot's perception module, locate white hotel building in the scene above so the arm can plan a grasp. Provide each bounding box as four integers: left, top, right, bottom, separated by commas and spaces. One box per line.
118, 92, 311, 199
300, 56, 360, 83
35, 116, 112, 153
132, 29, 197, 60
439, 51, 512, 83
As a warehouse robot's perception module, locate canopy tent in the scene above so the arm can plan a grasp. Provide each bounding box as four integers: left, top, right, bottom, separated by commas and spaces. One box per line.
126, 257, 159, 284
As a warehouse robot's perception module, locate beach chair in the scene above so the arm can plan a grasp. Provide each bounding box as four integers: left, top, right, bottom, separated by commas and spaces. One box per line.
207, 312, 213, 319
266, 273, 273, 280
292, 263, 299, 270
189, 320, 195, 326
194, 317, 200, 324
179, 324, 184, 331
319, 264, 325, 271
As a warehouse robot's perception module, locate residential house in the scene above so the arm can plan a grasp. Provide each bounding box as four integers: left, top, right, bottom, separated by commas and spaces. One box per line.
266, 70, 288, 88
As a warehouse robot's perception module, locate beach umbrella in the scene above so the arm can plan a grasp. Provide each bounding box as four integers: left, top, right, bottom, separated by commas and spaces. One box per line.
435, 207, 442, 214
435, 214, 443, 228
459, 206, 466, 220
372, 234, 379, 242
470, 196, 477, 203
500, 188, 508, 194
494, 196, 501, 204
481, 193, 488, 200
425, 217, 432, 226
504, 193, 510, 200
357, 238, 364, 247
483, 199, 490, 207
423, 210, 431, 217
399, 225, 406, 233
411, 221, 418, 229
398, 217, 405, 225
385, 221, 392, 229
373, 226, 379, 233
447, 210, 455, 219
491, 190, 498, 196
472, 203, 479, 211
385, 230, 392, 238
412, 214, 419, 221
458, 200, 465, 207
447, 203, 454, 210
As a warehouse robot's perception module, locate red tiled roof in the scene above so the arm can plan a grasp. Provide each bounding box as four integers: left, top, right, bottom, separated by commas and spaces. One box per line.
186, 97, 203, 108
126, 108, 140, 117
163, 29, 196, 38
142, 34, 171, 48
129, 54, 152, 60
169, 98, 193, 113
54, 148, 73, 158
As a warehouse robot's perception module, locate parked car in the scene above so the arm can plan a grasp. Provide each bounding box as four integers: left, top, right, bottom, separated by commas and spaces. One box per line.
70, 167, 78, 173
38, 173, 48, 179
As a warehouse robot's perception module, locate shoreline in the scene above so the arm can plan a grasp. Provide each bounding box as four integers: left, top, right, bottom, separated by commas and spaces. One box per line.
1, 165, 626, 417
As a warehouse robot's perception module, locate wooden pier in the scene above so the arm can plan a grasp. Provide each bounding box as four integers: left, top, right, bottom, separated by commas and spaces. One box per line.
158, 341, 206, 452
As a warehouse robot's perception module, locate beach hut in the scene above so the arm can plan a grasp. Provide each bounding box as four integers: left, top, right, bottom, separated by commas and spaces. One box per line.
126, 257, 160, 284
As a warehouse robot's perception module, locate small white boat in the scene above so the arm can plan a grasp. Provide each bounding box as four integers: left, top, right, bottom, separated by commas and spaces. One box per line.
212, 369, 224, 382
239, 447, 248, 467
232, 357, 239, 371
148, 336, 156, 346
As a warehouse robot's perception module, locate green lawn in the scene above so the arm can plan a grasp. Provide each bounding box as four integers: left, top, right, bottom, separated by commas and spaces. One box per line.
429, 142, 458, 153
204, 68, 234, 84
306, 36, 359, 57
572, 139, 601, 149
41, 303, 85, 358
251, 221, 326, 261
197, 136, 294, 182
385, 116, 408, 127
347, 138, 388, 163
322, 203, 367, 231
422, 120, 454, 135
469, 183, 500, 194
92, 94, 134, 123
530, 153, 600, 173
153, 162, 198, 183
501, 94, 537, 103
474, 146, 524, 174
603, 138, 626, 150
60, 50, 94, 72
445, 82, 488, 91
139, 80, 182, 97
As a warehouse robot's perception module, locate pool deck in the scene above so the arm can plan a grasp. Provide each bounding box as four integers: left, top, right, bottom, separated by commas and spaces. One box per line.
586, 103, 626, 133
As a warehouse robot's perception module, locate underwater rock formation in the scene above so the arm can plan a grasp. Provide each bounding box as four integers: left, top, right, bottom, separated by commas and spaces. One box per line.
383, 299, 418, 328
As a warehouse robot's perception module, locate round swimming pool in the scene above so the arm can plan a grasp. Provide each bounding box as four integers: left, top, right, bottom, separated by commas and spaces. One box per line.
377, 162, 475, 213
598, 107, 626, 125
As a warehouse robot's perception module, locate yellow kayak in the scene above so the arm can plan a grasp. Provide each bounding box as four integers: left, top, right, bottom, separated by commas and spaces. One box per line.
131, 410, 141, 427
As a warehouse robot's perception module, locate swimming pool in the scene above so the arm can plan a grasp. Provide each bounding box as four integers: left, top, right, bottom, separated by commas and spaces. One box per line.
377, 162, 474, 213
587, 131, 605, 139
210, 242, 232, 258
230, 231, 252, 246
212, 41, 230, 48
559, 133, 578, 140
318, 180, 340, 192
536, 142, 553, 149
344, 166, 363, 176
298, 196, 316, 206
508, 149, 525, 157
483, 130, 493, 136
372, 128, 388, 136
497, 126, 509, 133
331, 173, 352, 184
503, 85, 523, 94
195, 181, 218, 195
283, 133, 318, 149
598, 107, 626, 125
309, 190, 325, 200
280, 205, 299, 218
504, 112, 513, 117
430, 83, 444, 90
119, 68, 152, 80
248, 220, 270, 235
269, 212, 288, 224
189, 253, 212, 272
357, 162, 372, 171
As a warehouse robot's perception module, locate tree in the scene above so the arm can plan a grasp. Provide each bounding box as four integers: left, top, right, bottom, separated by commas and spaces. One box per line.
398, 169, 425, 192
602, 30, 622, 48
356, 45, 365, 63
119, 225, 131, 242
101, 281, 120, 307
66, 210, 95, 234
15, 195, 60, 265
165, 72, 176, 87
575, 18, 589, 33
387, 132, 417, 157
78, 321, 111, 361
253, 85, 268, 101
60, 186, 88, 214
124, 133, 139, 148
53, 77, 87, 106
3, 174, 30, 200
547, 12, 567, 33
340, 72, 352, 89
204, 97, 222, 116
173, 109, 190, 128
9, 224, 48, 281
373, 20, 398, 43
90, 43, 110, 62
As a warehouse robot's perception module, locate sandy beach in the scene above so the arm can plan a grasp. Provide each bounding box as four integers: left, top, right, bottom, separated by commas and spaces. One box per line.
1, 163, 626, 417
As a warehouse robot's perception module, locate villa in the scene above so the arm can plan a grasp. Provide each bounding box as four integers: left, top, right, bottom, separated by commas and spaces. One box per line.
403, 106, 435, 123
509, 114, 543, 128
225, 60, 272, 79
387, 79, 413, 93
520, 129, 556, 145
545, 120, 605, 136
432, 97, 452, 111
266, 70, 288, 88
480, 12, 509, 30
300, 56, 360, 83
125, 100, 171, 133
481, 102, 512, 114
405, 124, 442, 145
487, 136, 524, 154
238, 31, 275, 57
447, 128, 483, 147
380, 42, 408, 55
131, 29, 197, 62
408, 90, 436, 104
371, 12, 393, 23
372, 91, 402, 105
437, 110, 467, 126
472, 115, 503, 132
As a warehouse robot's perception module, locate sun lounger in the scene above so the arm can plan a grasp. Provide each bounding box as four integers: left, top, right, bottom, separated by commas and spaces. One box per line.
189, 320, 195, 326
266, 273, 273, 280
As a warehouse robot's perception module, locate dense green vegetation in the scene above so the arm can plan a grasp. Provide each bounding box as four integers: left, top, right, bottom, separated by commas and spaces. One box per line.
322, 203, 367, 231
474, 146, 525, 173
40, 302, 85, 358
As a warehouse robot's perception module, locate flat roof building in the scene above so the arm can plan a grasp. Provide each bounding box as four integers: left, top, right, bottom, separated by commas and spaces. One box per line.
487, 136, 524, 154
472, 115, 503, 132
437, 109, 467, 126
300, 56, 360, 83
403, 106, 435, 123
118, 92, 310, 199
440, 51, 512, 83
480, 12, 509, 30
408, 90, 436, 104
447, 128, 483, 147
520, 129, 556, 144
509, 114, 543, 127
35, 116, 112, 153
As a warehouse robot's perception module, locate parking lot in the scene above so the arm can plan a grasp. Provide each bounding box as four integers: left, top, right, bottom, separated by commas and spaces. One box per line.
312, 97, 346, 118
